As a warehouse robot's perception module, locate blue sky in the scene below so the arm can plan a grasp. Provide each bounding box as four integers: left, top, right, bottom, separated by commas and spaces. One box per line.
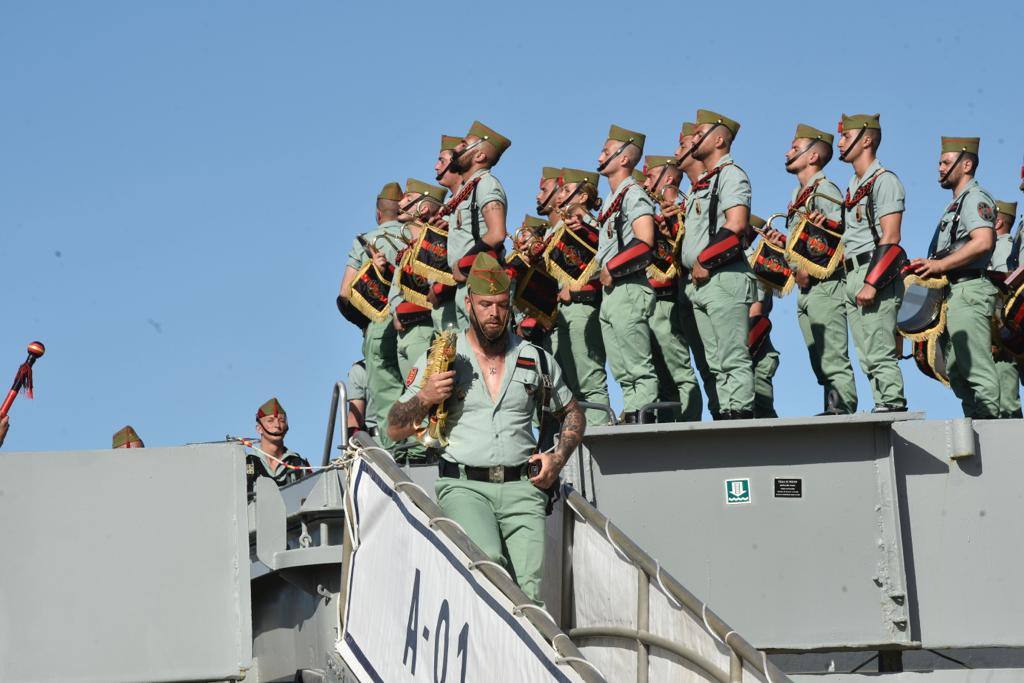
3, 1, 1022, 455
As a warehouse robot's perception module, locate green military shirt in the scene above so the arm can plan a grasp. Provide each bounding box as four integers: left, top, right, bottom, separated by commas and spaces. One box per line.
842, 159, 905, 258
345, 219, 406, 271
679, 154, 751, 269
595, 176, 655, 268
347, 360, 377, 432
786, 170, 843, 232
446, 169, 507, 269
989, 233, 1013, 273
401, 330, 573, 468
930, 178, 996, 269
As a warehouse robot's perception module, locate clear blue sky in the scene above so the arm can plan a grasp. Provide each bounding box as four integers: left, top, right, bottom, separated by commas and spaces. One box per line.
3, 1, 1022, 455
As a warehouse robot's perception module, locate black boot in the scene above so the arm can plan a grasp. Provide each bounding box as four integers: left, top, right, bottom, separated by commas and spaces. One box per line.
734, 409, 754, 420
620, 410, 640, 425
871, 405, 908, 413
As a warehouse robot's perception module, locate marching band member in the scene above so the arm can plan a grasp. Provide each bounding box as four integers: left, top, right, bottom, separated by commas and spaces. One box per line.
989, 200, 1022, 418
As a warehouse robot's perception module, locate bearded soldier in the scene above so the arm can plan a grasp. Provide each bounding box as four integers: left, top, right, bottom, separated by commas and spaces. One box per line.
785, 124, 857, 414
386, 253, 585, 603
643, 155, 701, 421
672, 121, 720, 418
552, 167, 611, 425
678, 109, 754, 420
570, 125, 658, 424
442, 121, 511, 330
836, 113, 907, 412
338, 182, 408, 445
989, 200, 1022, 418
908, 137, 999, 418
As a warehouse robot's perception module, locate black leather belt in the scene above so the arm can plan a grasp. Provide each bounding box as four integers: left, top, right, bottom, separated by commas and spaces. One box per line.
569, 289, 600, 305
653, 284, 678, 301
843, 252, 872, 273
947, 269, 984, 285
438, 458, 528, 483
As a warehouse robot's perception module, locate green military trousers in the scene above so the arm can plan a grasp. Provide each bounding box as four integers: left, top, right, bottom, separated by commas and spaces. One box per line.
677, 285, 719, 418
994, 353, 1022, 418
687, 266, 754, 413
397, 323, 435, 380
941, 278, 1000, 419
650, 292, 702, 421
753, 339, 780, 418
844, 263, 906, 409
552, 300, 611, 426
362, 318, 405, 448
796, 277, 858, 414
598, 275, 658, 414
435, 474, 548, 604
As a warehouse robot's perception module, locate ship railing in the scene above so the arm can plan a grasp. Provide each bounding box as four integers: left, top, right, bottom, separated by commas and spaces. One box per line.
560, 485, 791, 683
321, 380, 349, 466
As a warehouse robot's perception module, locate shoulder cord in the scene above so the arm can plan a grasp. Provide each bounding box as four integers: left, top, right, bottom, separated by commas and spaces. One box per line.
470, 182, 480, 242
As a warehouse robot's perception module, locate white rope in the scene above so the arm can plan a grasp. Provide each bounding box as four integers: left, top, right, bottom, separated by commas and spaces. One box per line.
551, 632, 573, 653
512, 603, 551, 620
555, 656, 605, 678
603, 518, 631, 563
654, 560, 684, 610
394, 480, 431, 500
702, 604, 727, 645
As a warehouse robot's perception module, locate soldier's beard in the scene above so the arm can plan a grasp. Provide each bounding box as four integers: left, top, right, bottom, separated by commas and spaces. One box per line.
469, 308, 509, 354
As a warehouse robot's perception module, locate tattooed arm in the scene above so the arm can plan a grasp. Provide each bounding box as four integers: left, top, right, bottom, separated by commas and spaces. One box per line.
385, 370, 455, 442
528, 398, 585, 489
481, 200, 507, 250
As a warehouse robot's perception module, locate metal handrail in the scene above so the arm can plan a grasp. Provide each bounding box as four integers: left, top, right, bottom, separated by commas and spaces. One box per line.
562, 485, 790, 683
569, 626, 730, 683
340, 432, 606, 683
577, 401, 617, 426
321, 381, 349, 466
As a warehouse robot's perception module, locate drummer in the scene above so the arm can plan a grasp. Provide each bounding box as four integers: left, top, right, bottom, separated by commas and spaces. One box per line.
989, 200, 1022, 418
907, 137, 999, 419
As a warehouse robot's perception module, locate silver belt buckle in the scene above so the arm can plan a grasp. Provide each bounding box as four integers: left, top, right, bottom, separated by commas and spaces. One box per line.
488, 465, 504, 484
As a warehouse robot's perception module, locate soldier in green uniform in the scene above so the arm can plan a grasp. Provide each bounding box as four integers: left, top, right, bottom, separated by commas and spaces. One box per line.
112, 425, 144, 449
836, 113, 907, 412
386, 253, 586, 603
785, 123, 858, 414
678, 109, 754, 419
339, 182, 408, 445
536, 166, 562, 223
643, 155, 701, 421
510, 214, 554, 346
434, 134, 463, 193
908, 137, 998, 418
570, 124, 658, 424
551, 168, 612, 425
672, 121, 720, 418
745, 215, 780, 418
389, 178, 447, 379
444, 121, 511, 330
988, 200, 1022, 418
253, 398, 311, 486
346, 358, 378, 436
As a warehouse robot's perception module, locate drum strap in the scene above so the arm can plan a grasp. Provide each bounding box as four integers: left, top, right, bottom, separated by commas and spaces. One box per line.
927, 193, 968, 258
470, 183, 480, 242
1009, 223, 1023, 271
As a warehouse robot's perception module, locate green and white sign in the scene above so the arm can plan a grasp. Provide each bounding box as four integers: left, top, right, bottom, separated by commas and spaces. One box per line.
725, 478, 751, 505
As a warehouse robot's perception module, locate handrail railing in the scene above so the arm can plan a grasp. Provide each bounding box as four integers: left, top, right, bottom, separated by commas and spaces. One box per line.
562, 485, 790, 683
321, 381, 349, 466
577, 401, 617, 426
341, 432, 606, 683
638, 401, 684, 423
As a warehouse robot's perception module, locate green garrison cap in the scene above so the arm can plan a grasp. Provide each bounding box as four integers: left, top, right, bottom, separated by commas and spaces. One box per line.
542, 166, 561, 181
440, 134, 462, 151
377, 182, 403, 201
467, 120, 511, 155
257, 397, 286, 419
522, 215, 550, 232
631, 169, 647, 183
750, 214, 766, 229
112, 425, 143, 448
839, 113, 881, 132
406, 178, 446, 203
941, 136, 980, 155
681, 122, 697, 137
607, 124, 646, 152
466, 252, 511, 295
996, 200, 1018, 218
644, 155, 676, 171
696, 109, 741, 137
795, 123, 834, 146
561, 167, 598, 187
